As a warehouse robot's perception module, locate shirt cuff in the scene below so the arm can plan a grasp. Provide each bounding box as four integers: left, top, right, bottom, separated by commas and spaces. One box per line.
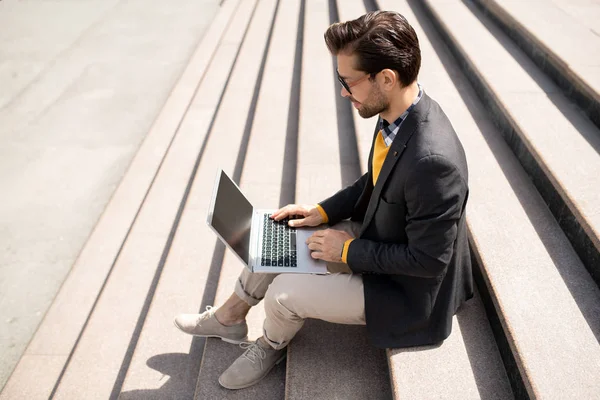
341, 239, 354, 264
315, 204, 329, 224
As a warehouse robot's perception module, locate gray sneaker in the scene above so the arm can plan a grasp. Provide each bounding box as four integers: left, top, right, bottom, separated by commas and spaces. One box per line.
173, 306, 248, 344
218, 338, 286, 390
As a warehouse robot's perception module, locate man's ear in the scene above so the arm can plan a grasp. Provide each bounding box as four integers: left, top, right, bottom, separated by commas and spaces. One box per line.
379, 69, 398, 90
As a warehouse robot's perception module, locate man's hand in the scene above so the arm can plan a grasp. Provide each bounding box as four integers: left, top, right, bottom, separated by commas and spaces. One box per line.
271, 204, 323, 227
306, 229, 353, 263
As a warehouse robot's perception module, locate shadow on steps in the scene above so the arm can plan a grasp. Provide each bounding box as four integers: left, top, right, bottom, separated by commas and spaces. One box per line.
286, 319, 392, 400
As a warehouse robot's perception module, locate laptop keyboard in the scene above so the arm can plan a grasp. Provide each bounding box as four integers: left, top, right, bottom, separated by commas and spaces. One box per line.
261, 213, 297, 267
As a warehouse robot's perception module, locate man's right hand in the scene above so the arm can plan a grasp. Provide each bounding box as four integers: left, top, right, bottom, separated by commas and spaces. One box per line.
271, 204, 323, 227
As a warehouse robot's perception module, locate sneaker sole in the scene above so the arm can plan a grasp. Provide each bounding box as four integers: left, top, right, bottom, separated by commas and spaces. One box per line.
218, 353, 287, 390
172, 319, 248, 344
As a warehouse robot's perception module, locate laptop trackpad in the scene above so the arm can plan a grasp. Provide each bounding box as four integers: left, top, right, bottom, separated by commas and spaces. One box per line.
295, 227, 327, 274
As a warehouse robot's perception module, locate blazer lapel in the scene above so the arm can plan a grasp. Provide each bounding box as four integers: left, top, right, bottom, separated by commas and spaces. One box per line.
359, 94, 431, 236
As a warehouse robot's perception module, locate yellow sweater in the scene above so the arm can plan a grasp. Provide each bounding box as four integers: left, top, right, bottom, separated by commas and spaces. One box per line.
321, 130, 390, 263
372, 130, 391, 186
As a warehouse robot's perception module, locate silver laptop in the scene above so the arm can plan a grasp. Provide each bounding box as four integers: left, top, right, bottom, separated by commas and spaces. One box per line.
207, 169, 327, 274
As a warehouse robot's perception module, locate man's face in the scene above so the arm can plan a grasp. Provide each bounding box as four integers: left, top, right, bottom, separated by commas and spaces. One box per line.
336, 53, 389, 119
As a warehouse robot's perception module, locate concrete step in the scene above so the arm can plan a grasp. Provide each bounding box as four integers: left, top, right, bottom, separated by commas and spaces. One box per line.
411, 0, 600, 397
114, 0, 251, 398
0, 0, 220, 392
387, 288, 512, 400
0, 0, 235, 398
192, 0, 288, 398
7, 0, 597, 398
285, 321, 391, 400
470, 0, 600, 129
423, 0, 600, 288
45, 1, 257, 397
283, 1, 391, 399
373, 0, 515, 398
335, 0, 380, 175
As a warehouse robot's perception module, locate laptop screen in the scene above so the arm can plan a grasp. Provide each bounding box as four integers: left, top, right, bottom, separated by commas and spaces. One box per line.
208, 170, 253, 265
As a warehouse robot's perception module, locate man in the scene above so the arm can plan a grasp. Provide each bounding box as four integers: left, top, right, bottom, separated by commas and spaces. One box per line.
174, 11, 472, 390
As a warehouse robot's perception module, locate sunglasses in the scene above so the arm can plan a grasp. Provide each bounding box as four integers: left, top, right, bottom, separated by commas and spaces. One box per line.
336, 70, 372, 95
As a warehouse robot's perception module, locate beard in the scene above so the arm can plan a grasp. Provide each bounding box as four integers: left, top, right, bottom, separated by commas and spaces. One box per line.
356, 85, 389, 119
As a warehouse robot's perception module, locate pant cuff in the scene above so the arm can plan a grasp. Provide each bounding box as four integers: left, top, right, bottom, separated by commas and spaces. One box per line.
234, 277, 262, 306
263, 328, 288, 350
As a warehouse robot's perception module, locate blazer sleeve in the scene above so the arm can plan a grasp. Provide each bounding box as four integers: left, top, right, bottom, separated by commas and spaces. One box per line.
347, 155, 467, 278
318, 172, 369, 226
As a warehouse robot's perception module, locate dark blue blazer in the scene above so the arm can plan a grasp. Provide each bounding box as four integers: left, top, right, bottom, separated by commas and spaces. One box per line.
320, 92, 473, 348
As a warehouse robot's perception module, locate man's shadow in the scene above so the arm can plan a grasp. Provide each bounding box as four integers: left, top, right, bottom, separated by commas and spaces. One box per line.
119, 337, 206, 400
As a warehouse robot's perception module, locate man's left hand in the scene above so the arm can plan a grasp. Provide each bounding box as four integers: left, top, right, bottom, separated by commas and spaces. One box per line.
306, 229, 353, 263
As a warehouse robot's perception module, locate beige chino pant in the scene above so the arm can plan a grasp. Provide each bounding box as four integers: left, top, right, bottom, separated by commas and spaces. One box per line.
233, 221, 366, 350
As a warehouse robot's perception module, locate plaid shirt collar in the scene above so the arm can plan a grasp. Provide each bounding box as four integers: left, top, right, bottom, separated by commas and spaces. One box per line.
379, 84, 423, 147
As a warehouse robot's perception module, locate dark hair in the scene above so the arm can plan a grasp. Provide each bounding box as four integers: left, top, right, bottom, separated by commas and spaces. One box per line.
324, 11, 421, 87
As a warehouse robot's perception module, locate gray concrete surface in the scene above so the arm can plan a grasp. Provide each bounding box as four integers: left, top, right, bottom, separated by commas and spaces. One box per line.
472, 0, 600, 139
490, 0, 600, 96
336, 0, 378, 175
421, 0, 600, 397
284, 1, 392, 399
0, 0, 220, 390
428, 0, 600, 280
374, 1, 516, 397
192, 0, 292, 398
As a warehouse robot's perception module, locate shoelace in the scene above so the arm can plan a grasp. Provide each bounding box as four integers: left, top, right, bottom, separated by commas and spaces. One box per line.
195, 305, 215, 326
240, 342, 267, 369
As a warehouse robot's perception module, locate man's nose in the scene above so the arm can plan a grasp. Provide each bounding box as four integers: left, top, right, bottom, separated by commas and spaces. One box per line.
340, 86, 350, 97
